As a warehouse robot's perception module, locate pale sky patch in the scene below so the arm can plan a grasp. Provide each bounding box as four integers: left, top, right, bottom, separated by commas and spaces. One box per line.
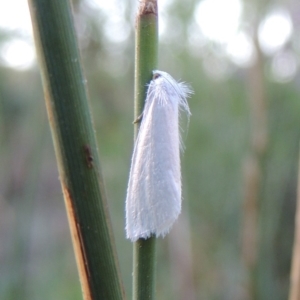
194, 0, 242, 44
258, 8, 293, 55
0, 39, 35, 70
0, 0, 296, 79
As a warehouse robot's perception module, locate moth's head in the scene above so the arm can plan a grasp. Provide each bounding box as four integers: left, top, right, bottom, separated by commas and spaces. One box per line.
152, 70, 174, 83
152, 72, 161, 80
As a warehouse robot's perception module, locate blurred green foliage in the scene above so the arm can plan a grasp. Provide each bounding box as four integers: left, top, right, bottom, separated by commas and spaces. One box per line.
0, 0, 300, 299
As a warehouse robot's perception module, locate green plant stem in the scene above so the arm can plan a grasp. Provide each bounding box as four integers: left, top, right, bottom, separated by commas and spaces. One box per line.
133, 238, 157, 300
134, 0, 159, 138
133, 1, 158, 300
28, 0, 124, 299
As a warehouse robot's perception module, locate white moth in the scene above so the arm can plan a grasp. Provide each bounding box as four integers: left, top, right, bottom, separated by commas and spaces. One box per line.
126, 70, 192, 242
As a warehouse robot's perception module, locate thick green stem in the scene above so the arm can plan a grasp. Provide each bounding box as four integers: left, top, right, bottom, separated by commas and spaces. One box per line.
134, 0, 158, 138
28, 0, 124, 299
133, 238, 157, 300
133, 1, 158, 300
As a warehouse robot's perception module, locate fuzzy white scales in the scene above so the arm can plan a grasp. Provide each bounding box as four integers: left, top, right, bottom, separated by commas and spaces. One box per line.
126, 70, 192, 242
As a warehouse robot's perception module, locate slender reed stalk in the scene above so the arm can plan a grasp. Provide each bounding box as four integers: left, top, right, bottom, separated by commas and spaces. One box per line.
133, 1, 158, 299
241, 31, 268, 299
289, 148, 300, 300
27, 0, 124, 299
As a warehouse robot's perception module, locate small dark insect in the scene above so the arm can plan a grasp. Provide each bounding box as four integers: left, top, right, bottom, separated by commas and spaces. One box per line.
83, 144, 93, 168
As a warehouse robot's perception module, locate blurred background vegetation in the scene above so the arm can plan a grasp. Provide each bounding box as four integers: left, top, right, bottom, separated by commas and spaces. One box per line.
0, 0, 299, 299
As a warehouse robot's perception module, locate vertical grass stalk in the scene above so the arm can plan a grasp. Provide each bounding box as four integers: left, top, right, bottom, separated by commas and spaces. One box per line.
241, 31, 268, 299
289, 147, 300, 300
133, 1, 158, 299
28, 0, 124, 299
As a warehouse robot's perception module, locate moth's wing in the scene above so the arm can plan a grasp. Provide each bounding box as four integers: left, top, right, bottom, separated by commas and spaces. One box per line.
126, 96, 181, 241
